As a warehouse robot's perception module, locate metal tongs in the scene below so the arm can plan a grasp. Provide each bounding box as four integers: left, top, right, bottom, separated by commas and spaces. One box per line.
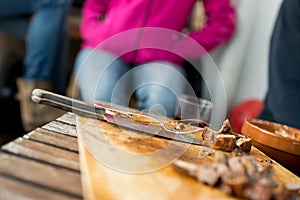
31, 89, 207, 134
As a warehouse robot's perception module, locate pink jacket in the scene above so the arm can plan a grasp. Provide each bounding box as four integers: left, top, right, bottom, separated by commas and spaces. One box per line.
80, 0, 236, 66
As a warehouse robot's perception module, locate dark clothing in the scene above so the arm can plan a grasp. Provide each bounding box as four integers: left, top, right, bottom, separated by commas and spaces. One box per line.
258, 0, 300, 129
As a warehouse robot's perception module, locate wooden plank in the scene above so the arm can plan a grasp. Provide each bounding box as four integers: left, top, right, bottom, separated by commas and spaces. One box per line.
24, 128, 78, 152
0, 152, 82, 197
56, 112, 77, 126
0, 176, 81, 200
1, 138, 79, 171
42, 121, 77, 137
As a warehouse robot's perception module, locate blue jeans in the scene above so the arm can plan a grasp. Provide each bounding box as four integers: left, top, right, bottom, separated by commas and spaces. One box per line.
74, 48, 187, 117
0, 0, 72, 94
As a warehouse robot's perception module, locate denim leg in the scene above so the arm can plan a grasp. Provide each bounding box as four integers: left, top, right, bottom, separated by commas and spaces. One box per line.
24, 0, 72, 87
0, 0, 72, 94
133, 62, 187, 118
51, 22, 70, 95
74, 48, 132, 105
0, 0, 71, 16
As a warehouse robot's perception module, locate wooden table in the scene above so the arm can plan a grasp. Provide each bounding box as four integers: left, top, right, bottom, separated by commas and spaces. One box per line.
0, 112, 82, 200
1, 112, 299, 200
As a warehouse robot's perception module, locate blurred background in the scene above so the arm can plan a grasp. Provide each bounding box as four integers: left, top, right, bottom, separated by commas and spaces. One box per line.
0, 0, 284, 144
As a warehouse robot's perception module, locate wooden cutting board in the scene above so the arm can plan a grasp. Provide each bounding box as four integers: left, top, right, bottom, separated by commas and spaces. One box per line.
76, 115, 300, 200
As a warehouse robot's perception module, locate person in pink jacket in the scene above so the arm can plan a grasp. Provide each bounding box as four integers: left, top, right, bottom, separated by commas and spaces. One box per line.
74, 0, 236, 117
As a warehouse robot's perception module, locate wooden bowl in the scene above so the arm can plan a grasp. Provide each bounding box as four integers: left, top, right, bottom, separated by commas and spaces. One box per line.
241, 118, 300, 176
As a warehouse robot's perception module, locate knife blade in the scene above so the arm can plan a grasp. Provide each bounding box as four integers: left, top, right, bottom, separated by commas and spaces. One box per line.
31, 89, 202, 146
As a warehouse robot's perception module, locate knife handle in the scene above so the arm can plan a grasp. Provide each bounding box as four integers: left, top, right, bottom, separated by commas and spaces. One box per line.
31, 88, 106, 120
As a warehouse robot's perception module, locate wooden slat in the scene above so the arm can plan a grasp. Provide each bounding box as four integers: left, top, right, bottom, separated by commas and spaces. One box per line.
0, 176, 81, 200
1, 138, 79, 171
56, 112, 77, 126
24, 128, 78, 152
42, 121, 77, 137
0, 152, 82, 197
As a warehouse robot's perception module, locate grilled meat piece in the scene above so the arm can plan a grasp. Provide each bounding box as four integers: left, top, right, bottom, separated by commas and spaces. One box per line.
200, 119, 252, 153
243, 178, 275, 200
274, 183, 300, 200
172, 151, 300, 200
195, 165, 220, 186
202, 126, 217, 145
218, 119, 233, 135
171, 159, 198, 177
235, 137, 252, 153
213, 134, 236, 152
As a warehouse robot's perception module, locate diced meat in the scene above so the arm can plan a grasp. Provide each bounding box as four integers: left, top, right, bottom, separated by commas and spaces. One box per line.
171, 150, 300, 200
218, 119, 233, 135
172, 160, 220, 186
190, 119, 253, 154
284, 182, 300, 192
273, 183, 300, 200
243, 178, 275, 200
171, 159, 198, 177
225, 174, 249, 198
240, 155, 261, 182
215, 162, 229, 177
195, 165, 220, 186
202, 127, 217, 144
235, 137, 252, 153
213, 134, 236, 152
227, 156, 245, 175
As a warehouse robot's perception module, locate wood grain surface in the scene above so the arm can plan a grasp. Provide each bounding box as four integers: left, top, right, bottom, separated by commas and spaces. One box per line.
0, 112, 83, 200
77, 115, 300, 200
1, 111, 299, 200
